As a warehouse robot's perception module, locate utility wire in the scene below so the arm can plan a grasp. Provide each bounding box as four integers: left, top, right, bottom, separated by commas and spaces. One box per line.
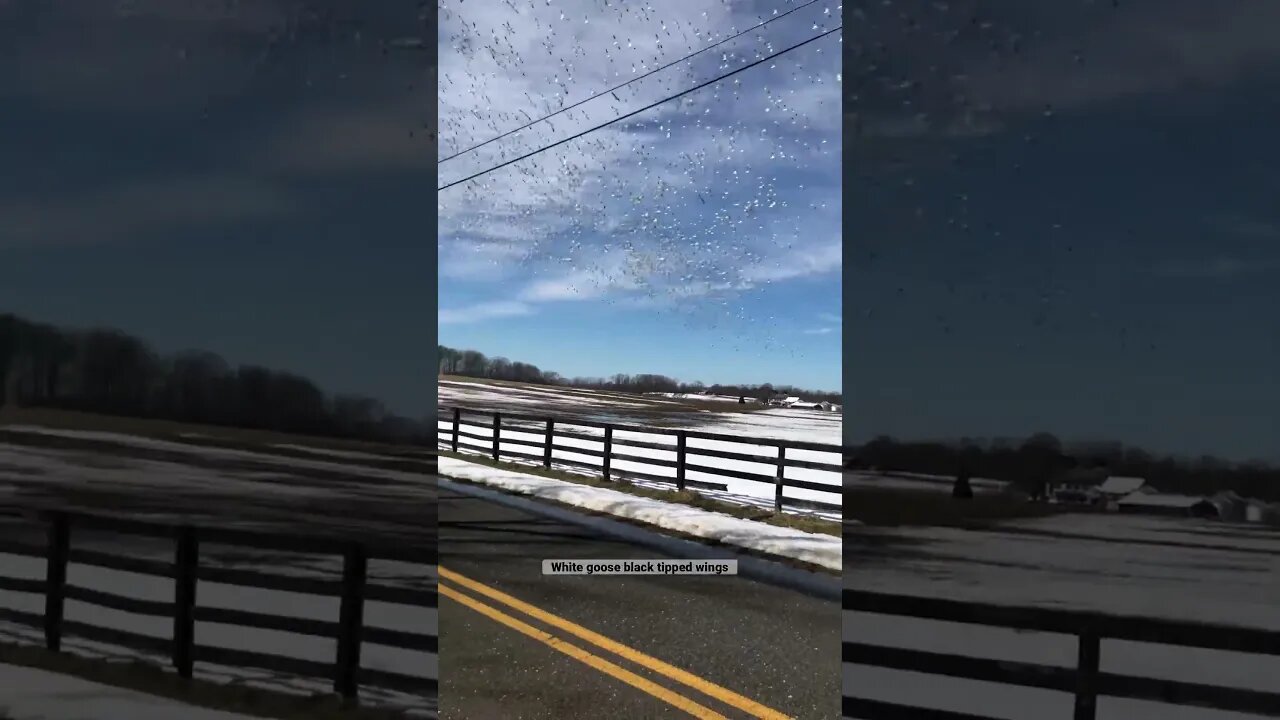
438, 24, 841, 192
437, 0, 828, 165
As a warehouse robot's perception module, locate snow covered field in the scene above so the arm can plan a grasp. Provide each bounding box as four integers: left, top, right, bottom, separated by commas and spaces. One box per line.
845, 513, 1280, 719
689, 409, 841, 446
440, 377, 841, 519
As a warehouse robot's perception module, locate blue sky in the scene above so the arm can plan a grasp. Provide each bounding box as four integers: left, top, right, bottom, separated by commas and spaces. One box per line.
437, 1, 841, 392
845, 0, 1280, 462
0, 1, 435, 418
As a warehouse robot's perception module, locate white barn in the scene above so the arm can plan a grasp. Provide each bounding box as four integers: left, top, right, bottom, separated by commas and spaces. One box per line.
1099, 476, 1147, 500
1116, 492, 1218, 518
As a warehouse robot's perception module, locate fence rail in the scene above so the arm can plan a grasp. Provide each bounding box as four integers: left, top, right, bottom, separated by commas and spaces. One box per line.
843, 589, 1280, 719
0, 508, 437, 701
437, 406, 843, 513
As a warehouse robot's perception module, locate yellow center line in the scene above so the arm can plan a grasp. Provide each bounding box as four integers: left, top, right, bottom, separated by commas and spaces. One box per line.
439, 565, 793, 720
439, 583, 729, 720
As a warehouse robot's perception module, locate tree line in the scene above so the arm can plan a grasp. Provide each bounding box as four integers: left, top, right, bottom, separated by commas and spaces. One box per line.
437, 344, 842, 403
848, 433, 1280, 501
1, 313, 428, 443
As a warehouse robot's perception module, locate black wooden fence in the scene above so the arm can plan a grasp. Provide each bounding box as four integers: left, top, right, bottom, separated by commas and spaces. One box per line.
843, 589, 1280, 719
437, 406, 842, 513
0, 508, 437, 702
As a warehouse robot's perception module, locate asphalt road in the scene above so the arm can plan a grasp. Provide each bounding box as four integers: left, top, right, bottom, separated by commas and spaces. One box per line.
438, 485, 841, 720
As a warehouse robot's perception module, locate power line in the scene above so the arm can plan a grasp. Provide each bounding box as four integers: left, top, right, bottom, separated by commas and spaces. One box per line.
438, 24, 841, 193
438, 0, 827, 166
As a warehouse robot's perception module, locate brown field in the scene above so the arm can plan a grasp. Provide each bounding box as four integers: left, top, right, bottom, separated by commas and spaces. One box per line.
0, 406, 434, 470
438, 375, 773, 424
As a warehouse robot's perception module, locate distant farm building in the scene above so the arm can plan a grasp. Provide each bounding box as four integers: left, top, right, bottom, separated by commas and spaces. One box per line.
1210, 491, 1249, 523
1050, 475, 1280, 525
1116, 492, 1218, 518
1244, 501, 1280, 524
1098, 476, 1147, 501
762, 395, 839, 411
1252, 503, 1280, 525
1217, 496, 1278, 525
644, 391, 758, 403
1051, 484, 1102, 506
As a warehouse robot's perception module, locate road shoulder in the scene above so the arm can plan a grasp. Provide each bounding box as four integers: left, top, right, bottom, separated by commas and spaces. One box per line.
438, 459, 841, 602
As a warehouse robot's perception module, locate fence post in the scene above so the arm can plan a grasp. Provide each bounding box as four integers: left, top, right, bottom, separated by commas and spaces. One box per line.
602, 426, 613, 481
334, 542, 368, 700
676, 432, 687, 491
544, 419, 554, 468
1073, 627, 1100, 720
492, 413, 501, 461
451, 408, 460, 452
172, 526, 199, 678
775, 445, 787, 513
43, 512, 70, 652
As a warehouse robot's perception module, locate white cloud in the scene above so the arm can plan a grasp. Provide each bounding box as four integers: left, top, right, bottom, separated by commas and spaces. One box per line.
516, 252, 652, 302
439, 300, 533, 325
803, 311, 841, 335
439, 238, 530, 280
520, 275, 612, 302
743, 240, 841, 283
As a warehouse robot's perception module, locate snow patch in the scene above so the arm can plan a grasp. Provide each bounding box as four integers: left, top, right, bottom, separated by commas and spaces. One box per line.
438, 457, 840, 571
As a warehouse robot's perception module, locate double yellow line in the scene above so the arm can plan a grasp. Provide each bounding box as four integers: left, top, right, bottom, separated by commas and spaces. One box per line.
439, 566, 792, 720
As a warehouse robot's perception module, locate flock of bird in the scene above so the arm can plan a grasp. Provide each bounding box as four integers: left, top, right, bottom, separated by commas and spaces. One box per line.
437, 1, 841, 358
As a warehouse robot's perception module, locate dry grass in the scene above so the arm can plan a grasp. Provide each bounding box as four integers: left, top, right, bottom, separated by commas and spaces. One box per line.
437, 450, 839, 537
0, 643, 419, 719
